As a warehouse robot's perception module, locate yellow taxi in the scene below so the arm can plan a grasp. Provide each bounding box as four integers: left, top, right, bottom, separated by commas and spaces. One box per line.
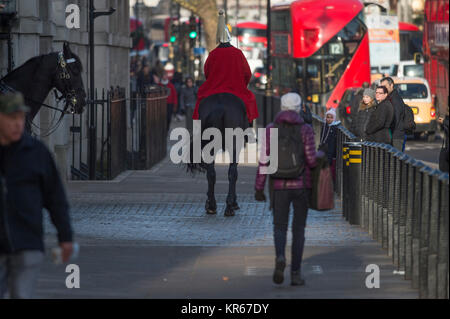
392, 76, 437, 140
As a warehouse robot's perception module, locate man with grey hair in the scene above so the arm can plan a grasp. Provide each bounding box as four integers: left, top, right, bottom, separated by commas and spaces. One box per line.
0, 92, 74, 298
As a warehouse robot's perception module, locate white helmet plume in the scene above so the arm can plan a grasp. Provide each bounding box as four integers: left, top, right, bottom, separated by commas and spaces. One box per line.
216, 9, 231, 44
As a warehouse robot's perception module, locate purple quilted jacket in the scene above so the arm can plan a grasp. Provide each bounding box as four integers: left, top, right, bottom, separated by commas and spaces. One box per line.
255, 110, 319, 190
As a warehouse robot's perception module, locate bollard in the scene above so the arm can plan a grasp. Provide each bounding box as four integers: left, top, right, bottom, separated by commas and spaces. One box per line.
412, 160, 425, 289
361, 142, 368, 230
373, 145, 380, 241
382, 144, 393, 250
392, 150, 403, 267
437, 173, 449, 299
398, 153, 409, 272
367, 143, 375, 236
376, 145, 385, 244
342, 144, 349, 219
343, 141, 362, 225
419, 165, 434, 299
427, 169, 441, 299
405, 157, 417, 280
387, 147, 397, 257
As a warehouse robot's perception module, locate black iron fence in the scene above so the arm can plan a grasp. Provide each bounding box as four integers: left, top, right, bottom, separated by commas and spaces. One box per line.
129, 86, 168, 170
70, 86, 168, 180
253, 90, 449, 298
310, 112, 449, 299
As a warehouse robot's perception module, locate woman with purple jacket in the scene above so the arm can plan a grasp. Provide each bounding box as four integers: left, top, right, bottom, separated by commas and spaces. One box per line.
254, 92, 323, 286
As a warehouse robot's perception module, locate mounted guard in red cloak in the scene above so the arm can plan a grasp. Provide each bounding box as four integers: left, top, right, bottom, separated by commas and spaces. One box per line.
192, 10, 259, 123
186, 10, 259, 217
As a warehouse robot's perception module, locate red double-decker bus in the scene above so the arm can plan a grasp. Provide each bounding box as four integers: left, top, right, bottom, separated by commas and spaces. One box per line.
271, 0, 370, 109
423, 0, 449, 118
236, 22, 267, 49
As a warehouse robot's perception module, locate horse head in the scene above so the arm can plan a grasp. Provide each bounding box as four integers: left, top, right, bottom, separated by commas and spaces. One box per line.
52, 42, 86, 114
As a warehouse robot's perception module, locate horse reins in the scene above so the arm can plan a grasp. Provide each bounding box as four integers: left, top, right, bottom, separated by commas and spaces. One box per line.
1, 52, 80, 137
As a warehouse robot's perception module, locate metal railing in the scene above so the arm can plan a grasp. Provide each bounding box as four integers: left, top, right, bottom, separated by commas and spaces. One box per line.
310, 112, 449, 299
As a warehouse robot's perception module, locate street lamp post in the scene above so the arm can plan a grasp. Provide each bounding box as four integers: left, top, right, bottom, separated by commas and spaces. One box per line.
88, 0, 115, 180
262, 0, 272, 126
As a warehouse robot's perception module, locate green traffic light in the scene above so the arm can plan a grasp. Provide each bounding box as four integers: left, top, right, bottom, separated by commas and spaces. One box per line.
189, 31, 197, 39
170, 35, 176, 42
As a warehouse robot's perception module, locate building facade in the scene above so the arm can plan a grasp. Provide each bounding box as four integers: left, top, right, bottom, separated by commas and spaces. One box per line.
0, 0, 130, 180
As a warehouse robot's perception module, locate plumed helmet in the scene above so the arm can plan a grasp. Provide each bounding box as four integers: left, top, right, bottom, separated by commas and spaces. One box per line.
216, 9, 231, 44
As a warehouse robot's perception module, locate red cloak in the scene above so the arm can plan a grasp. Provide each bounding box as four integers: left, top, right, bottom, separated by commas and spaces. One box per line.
192, 45, 259, 122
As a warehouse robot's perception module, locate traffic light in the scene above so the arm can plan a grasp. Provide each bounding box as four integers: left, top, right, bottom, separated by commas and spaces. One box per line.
189, 30, 197, 39
170, 23, 178, 43
189, 16, 197, 45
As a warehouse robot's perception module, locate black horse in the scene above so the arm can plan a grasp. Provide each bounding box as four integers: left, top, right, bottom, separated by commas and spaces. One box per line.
0, 42, 86, 128
187, 93, 249, 217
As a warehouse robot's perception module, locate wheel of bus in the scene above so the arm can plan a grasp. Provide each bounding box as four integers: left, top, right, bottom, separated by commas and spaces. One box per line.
427, 131, 436, 142
414, 132, 422, 140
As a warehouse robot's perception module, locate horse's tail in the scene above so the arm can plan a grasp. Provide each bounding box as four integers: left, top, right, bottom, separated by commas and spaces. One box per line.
185, 96, 225, 174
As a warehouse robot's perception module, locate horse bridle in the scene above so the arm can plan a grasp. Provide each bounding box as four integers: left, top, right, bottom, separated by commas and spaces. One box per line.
56, 51, 78, 114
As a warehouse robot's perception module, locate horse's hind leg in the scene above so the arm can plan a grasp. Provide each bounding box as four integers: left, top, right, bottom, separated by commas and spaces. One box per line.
205, 162, 217, 214
224, 162, 239, 217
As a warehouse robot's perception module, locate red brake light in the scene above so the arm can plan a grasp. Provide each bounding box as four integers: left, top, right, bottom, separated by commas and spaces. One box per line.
162, 43, 169, 47
346, 106, 351, 114
254, 72, 262, 78
430, 107, 436, 118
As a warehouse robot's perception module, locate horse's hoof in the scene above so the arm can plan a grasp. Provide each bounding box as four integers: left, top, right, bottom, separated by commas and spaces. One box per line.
205, 199, 217, 215
224, 206, 235, 217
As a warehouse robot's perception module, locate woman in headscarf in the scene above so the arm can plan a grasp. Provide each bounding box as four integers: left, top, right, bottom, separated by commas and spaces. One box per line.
319, 108, 340, 183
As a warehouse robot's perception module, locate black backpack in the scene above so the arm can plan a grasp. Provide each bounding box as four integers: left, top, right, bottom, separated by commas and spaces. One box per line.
402, 102, 416, 135
270, 122, 305, 179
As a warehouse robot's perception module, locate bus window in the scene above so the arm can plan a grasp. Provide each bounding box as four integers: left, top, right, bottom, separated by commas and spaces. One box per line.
272, 10, 291, 32
296, 13, 366, 96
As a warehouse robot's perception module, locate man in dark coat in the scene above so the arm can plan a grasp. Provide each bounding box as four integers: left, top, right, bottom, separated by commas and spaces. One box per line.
381, 77, 407, 150
0, 92, 74, 298
365, 86, 394, 144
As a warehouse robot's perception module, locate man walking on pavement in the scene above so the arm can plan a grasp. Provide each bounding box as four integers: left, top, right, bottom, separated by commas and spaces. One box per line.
380, 77, 407, 151
0, 92, 74, 299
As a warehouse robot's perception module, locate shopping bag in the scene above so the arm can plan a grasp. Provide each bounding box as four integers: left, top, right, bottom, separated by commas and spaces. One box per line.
309, 158, 335, 211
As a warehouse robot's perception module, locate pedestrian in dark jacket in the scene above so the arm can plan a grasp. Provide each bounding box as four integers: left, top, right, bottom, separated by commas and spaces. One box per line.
0, 93, 73, 299
350, 88, 376, 140
365, 86, 394, 144
319, 108, 340, 183
254, 92, 323, 286
137, 64, 156, 94
381, 77, 407, 150
180, 77, 198, 134
157, 71, 178, 132
172, 72, 184, 120
438, 107, 449, 172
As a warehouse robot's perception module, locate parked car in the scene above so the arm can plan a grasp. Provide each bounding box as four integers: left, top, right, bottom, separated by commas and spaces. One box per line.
393, 76, 437, 141
336, 87, 360, 128
249, 67, 267, 90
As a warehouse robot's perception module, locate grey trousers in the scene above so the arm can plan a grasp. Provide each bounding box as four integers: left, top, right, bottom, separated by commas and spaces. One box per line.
0, 250, 44, 299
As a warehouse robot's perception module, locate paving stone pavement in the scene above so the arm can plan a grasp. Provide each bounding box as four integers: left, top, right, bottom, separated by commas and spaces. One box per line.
35, 123, 418, 298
